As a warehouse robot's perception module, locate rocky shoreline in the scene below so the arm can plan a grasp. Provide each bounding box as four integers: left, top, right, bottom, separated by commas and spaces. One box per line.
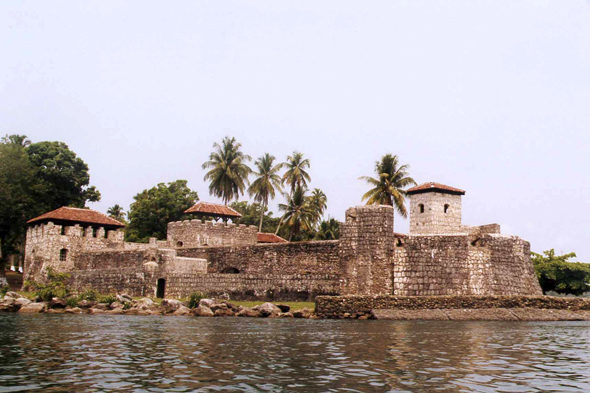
0, 292, 316, 319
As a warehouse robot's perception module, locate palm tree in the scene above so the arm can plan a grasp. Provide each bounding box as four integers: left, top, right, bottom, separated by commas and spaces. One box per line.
315, 218, 340, 240
278, 187, 314, 241
248, 153, 283, 231
107, 204, 126, 222
359, 154, 416, 218
282, 151, 311, 193
202, 137, 252, 205
308, 188, 327, 229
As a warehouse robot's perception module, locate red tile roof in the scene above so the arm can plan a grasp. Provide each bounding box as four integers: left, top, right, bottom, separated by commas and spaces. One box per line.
27, 207, 125, 227
257, 233, 288, 243
406, 182, 466, 195
184, 201, 242, 218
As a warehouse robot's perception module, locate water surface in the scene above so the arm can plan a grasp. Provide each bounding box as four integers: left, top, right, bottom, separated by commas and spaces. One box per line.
1, 315, 589, 392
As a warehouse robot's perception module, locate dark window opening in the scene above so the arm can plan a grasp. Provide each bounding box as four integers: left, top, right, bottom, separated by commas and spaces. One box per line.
59, 248, 68, 261
92, 228, 97, 238
222, 267, 240, 274
419, 204, 425, 213
156, 278, 166, 298
444, 204, 450, 213
176, 241, 184, 247
61, 226, 66, 235
104, 230, 109, 239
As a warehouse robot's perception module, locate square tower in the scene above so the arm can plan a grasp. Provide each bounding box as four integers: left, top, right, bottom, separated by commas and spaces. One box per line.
407, 182, 466, 234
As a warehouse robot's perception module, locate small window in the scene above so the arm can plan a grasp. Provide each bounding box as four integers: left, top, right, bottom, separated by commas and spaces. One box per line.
176, 241, 184, 247
222, 267, 240, 274
59, 248, 68, 261
104, 230, 109, 239
92, 228, 97, 238
419, 204, 425, 213
444, 204, 450, 213
61, 226, 66, 235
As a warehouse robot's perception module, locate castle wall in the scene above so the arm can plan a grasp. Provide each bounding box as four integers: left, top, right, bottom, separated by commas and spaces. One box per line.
393, 234, 542, 296
167, 220, 258, 248
409, 192, 462, 234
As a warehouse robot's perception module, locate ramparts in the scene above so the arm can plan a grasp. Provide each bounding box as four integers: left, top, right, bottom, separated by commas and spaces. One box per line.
167, 219, 258, 248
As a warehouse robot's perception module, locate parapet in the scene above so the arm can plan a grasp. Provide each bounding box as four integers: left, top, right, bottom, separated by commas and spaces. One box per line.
167, 219, 258, 248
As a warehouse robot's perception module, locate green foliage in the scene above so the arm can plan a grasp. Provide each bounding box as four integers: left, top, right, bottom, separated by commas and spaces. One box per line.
188, 292, 207, 309
78, 289, 99, 301
359, 154, 416, 218
248, 153, 283, 231
229, 201, 281, 233
29, 268, 71, 301
107, 204, 127, 224
0, 285, 9, 298
315, 218, 340, 240
282, 151, 311, 193
65, 297, 79, 308
532, 249, 590, 296
279, 187, 315, 241
98, 294, 117, 305
202, 136, 252, 204
126, 180, 198, 242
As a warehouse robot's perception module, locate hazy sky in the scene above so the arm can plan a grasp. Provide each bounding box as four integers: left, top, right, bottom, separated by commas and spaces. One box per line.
1, 1, 589, 260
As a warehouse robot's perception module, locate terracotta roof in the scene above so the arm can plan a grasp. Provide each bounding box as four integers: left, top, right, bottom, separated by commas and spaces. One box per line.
184, 201, 242, 218
257, 233, 288, 243
406, 182, 466, 196
27, 207, 125, 227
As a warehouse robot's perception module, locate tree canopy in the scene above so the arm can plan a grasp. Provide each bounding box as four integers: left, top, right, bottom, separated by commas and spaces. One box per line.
126, 180, 198, 242
532, 249, 590, 296
248, 153, 283, 231
282, 151, 311, 193
229, 201, 280, 234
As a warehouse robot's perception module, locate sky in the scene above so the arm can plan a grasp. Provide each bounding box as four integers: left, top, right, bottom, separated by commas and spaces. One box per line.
1, 1, 589, 260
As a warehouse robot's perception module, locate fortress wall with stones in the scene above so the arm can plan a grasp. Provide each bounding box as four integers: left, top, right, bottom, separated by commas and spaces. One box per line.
410, 192, 462, 234
167, 220, 258, 248
177, 241, 341, 275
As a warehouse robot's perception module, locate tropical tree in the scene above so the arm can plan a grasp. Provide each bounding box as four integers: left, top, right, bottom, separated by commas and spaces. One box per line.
282, 151, 311, 193
107, 204, 126, 222
248, 153, 283, 231
315, 218, 340, 240
278, 187, 314, 241
308, 188, 327, 229
359, 154, 416, 218
532, 249, 590, 295
229, 201, 281, 234
202, 137, 252, 205
126, 180, 198, 242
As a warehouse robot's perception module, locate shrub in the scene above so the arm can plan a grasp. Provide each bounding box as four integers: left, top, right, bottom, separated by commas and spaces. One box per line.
533, 249, 590, 295
0, 285, 9, 298
65, 297, 79, 308
188, 292, 207, 309
98, 294, 117, 305
78, 290, 98, 302
30, 268, 71, 301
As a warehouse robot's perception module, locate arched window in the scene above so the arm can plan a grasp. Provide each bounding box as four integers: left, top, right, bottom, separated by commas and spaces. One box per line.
59, 248, 68, 261
419, 204, 425, 213
444, 204, 450, 213
221, 267, 240, 274
176, 241, 184, 247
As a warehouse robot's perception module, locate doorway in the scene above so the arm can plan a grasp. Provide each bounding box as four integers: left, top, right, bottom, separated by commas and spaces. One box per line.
156, 278, 166, 298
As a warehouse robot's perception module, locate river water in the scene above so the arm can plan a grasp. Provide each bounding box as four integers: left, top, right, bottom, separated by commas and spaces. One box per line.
1, 315, 590, 392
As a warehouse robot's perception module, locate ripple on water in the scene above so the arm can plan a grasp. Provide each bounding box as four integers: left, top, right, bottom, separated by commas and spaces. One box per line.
1, 315, 590, 392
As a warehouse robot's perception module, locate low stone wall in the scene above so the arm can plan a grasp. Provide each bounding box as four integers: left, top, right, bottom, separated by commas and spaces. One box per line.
70, 269, 146, 297
315, 295, 590, 318
164, 273, 340, 300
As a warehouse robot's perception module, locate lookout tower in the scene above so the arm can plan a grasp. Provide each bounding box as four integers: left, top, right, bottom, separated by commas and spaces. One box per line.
407, 182, 466, 234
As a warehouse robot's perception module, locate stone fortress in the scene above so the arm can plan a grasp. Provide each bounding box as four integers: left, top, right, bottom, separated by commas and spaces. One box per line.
23, 182, 542, 299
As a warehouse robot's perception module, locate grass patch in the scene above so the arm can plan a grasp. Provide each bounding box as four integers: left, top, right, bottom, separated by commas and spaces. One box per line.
229, 300, 315, 311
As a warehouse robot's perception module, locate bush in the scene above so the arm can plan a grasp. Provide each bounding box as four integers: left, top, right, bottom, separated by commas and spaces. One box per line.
533, 249, 590, 296
0, 285, 9, 298
98, 294, 116, 305
188, 292, 207, 309
78, 290, 98, 302
65, 297, 79, 308
30, 268, 71, 301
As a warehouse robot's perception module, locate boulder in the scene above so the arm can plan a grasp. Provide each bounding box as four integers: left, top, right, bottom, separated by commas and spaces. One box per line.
292, 308, 313, 319
198, 298, 214, 308
18, 302, 46, 313
90, 308, 106, 314
116, 294, 133, 303
280, 312, 294, 318
214, 307, 235, 317
255, 303, 282, 318
162, 299, 183, 313
47, 308, 66, 314
173, 306, 192, 316
110, 301, 124, 310
276, 304, 291, 313
0, 297, 20, 312
135, 298, 154, 310
236, 306, 260, 317
77, 300, 94, 309
105, 308, 125, 315
5, 291, 22, 299
193, 305, 214, 317
49, 297, 67, 309
65, 307, 84, 314
15, 298, 31, 307
93, 303, 110, 311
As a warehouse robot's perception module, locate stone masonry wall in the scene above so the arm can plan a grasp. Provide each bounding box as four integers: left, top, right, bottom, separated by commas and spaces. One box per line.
393, 234, 542, 296
167, 220, 258, 248
409, 192, 462, 234
339, 205, 395, 295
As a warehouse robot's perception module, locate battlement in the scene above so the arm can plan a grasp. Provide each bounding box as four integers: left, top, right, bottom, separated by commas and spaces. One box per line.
167, 219, 258, 248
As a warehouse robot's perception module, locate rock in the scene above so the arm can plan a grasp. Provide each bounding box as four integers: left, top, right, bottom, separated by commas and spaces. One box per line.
15, 298, 31, 307
5, 292, 22, 299
281, 312, 294, 318
198, 298, 214, 308
209, 302, 228, 312
105, 308, 125, 315
173, 306, 192, 316
110, 301, 124, 310
49, 297, 67, 309
65, 307, 84, 314
193, 305, 214, 317
162, 299, 183, 313
77, 300, 94, 309
135, 298, 154, 310
90, 308, 106, 314
214, 307, 235, 317
236, 306, 260, 317
255, 303, 282, 318
292, 308, 312, 318
19, 302, 46, 313
47, 308, 66, 314
0, 298, 20, 312
93, 303, 110, 311
358, 315, 369, 320
116, 294, 133, 303
276, 304, 291, 313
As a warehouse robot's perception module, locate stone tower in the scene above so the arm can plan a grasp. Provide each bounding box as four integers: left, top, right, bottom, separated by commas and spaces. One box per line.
407, 182, 466, 234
